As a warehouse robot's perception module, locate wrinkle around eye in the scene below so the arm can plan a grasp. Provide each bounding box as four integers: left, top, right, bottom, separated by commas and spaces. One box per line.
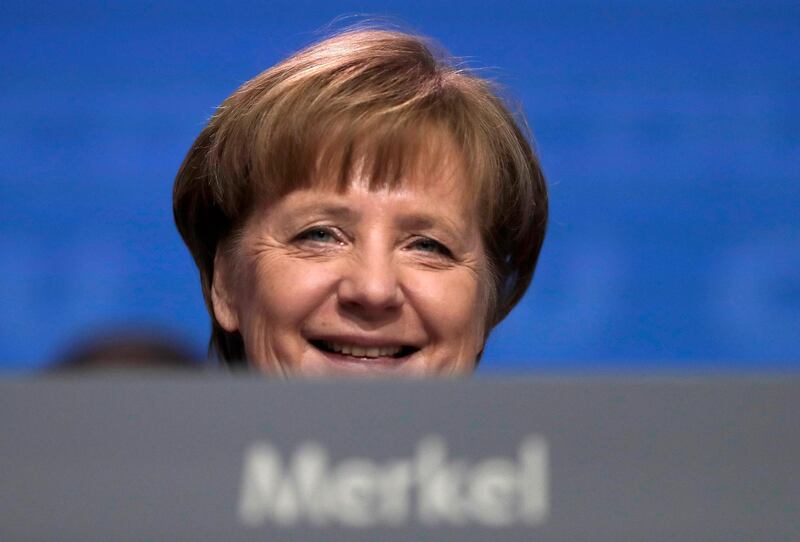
405, 250, 456, 271
249, 236, 340, 264
404, 247, 484, 275
248, 237, 288, 263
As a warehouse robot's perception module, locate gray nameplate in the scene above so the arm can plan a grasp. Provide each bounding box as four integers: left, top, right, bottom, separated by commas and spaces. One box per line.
1, 376, 798, 541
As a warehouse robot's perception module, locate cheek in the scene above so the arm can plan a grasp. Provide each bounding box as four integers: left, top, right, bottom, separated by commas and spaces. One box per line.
236, 258, 343, 371
239, 258, 340, 329
407, 269, 486, 341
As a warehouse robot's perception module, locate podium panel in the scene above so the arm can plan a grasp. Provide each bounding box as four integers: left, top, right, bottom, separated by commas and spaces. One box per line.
1, 376, 798, 540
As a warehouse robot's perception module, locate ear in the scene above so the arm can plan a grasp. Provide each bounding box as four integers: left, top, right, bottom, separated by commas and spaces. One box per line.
211, 248, 240, 332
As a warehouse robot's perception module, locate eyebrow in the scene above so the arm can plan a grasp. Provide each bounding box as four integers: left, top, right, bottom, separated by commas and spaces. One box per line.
397, 213, 464, 241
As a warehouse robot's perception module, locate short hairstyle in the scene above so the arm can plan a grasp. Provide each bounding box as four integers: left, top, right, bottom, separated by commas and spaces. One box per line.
173, 28, 548, 365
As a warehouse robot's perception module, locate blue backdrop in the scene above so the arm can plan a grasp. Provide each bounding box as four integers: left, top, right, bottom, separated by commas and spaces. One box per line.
2, 0, 798, 372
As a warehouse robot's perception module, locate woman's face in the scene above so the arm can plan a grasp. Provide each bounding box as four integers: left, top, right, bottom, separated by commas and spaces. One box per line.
212, 157, 488, 376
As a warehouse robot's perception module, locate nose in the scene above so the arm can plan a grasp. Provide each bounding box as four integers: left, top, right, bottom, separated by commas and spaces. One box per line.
337, 248, 404, 319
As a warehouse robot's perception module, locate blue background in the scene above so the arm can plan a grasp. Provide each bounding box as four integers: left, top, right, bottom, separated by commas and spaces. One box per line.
2, 1, 798, 372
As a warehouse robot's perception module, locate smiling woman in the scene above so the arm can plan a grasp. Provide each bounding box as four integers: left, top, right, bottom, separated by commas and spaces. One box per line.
173, 28, 547, 376
213, 158, 488, 376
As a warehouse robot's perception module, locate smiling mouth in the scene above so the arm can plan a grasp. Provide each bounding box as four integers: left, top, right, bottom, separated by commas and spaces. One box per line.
309, 340, 419, 360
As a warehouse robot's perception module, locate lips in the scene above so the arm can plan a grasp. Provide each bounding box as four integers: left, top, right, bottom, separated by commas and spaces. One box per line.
308, 338, 420, 361
322, 341, 402, 358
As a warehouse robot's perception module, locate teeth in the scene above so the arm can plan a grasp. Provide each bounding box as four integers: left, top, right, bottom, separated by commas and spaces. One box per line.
351, 346, 366, 357
379, 346, 401, 356
323, 342, 403, 358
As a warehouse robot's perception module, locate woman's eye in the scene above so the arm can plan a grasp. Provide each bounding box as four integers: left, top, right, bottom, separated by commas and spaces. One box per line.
296, 227, 340, 244
410, 237, 453, 258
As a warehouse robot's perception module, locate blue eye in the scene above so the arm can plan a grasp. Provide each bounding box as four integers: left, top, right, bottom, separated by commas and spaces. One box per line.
297, 227, 338, 244
411, 237, 453, 258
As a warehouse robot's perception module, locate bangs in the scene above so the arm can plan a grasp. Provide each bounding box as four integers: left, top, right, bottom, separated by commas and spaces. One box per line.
249, 111, 488, 211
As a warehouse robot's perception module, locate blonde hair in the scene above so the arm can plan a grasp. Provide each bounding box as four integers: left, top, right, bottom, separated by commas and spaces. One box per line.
173, 29, 548, 364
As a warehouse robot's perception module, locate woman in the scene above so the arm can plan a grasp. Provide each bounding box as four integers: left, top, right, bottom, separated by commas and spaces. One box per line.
173, 28, 547, 376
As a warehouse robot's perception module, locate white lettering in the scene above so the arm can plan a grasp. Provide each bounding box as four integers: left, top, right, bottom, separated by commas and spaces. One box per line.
237, 442, 328, 527
330, 458, 379, 527
416, 436, 466, 525
236, 435, 549, 528
520, 435, 549, 524
466, 458, 517, 526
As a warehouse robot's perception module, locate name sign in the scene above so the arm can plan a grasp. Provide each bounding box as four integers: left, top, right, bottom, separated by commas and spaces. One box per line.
238, 435, 548, 528
0, 376, 797, 541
